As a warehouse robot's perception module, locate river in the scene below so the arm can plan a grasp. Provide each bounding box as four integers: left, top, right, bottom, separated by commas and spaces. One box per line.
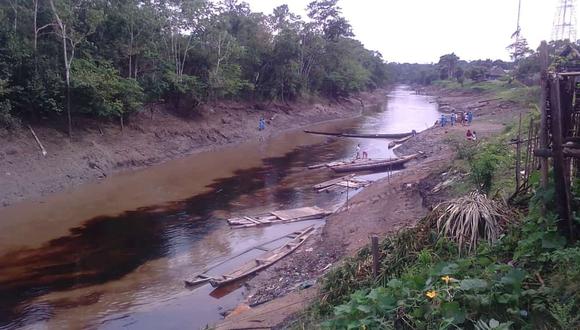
0, 85, 439, 329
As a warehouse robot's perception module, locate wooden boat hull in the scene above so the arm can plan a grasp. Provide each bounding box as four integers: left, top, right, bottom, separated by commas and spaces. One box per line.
388, 135, 414, 149
331, 154, 420, 173
304, 130, 414, 139
340, 132, 413, 139
208, 226, 315, 287
303, 130, 343, 137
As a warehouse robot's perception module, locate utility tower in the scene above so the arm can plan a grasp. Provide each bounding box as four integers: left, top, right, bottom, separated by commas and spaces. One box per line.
552, 0, 578, 41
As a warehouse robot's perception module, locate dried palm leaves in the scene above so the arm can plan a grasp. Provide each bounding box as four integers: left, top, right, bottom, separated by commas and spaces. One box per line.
426, 192, 513, 253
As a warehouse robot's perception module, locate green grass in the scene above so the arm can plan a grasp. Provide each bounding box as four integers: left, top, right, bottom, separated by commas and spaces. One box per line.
292, 106, 579, 330
433, 79, 540, 107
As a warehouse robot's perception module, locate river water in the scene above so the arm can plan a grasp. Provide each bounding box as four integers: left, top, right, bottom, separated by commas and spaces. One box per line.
0, 86, 439, 329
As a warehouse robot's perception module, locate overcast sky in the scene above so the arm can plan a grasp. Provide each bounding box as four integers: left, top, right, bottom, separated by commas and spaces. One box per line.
244, 0, 560, 64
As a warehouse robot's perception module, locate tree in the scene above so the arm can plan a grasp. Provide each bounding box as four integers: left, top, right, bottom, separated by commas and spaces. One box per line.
307, 0, 353, 41
438, 53, 459, 81
49, 0, 103, 137
506, 37, 532, 63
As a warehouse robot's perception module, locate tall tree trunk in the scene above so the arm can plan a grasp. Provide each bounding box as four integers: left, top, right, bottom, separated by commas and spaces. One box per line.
50, 0, 73, 137
10, 0, 18, 31
62, 28, 72, 138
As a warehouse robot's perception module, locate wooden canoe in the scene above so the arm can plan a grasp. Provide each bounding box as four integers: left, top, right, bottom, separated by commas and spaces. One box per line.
331, 153, 421, 173
388, 135, 414, 149
208, 226, 315, 287
340, 132, 414, 139
303, 130, 343, 137
184, 229, 313, 287
304, 130, 414, 139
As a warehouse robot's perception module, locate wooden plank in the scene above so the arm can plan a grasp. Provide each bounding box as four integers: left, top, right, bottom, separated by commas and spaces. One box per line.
313, 174, 355, 189
516, 113, 522, 190
244, 216, 263, 225
271, 206, 328, 221
539, 41, 550, 189
550, 77, 573, 238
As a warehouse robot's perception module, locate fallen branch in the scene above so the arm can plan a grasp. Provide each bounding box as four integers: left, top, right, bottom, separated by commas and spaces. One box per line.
28, 125, 47, 156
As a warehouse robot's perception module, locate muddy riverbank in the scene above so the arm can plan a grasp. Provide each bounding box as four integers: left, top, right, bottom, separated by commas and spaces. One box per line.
218, 87, 530, 329
0, 91, 385, 208
0, 86, 443, 329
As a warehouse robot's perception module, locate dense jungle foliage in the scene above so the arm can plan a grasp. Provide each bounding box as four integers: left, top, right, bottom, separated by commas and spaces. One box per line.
0, 0, 391, 132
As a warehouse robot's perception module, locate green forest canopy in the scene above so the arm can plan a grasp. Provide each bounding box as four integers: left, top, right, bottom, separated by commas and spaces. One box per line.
1, 0, 557, 132
0, 0, 392, 131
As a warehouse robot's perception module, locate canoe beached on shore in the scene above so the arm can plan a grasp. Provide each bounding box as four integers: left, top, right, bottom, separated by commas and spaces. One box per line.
331, 153, 421, 173
184, 226, 315, 288
304, 130, 414, 139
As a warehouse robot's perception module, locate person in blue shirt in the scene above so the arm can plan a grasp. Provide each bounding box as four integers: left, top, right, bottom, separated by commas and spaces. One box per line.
440, 114, 447, 127
467, 111, 473, 125
258, 117, 265, 131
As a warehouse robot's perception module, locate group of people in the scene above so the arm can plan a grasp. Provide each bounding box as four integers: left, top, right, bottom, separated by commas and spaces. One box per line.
439, 111, 473, 127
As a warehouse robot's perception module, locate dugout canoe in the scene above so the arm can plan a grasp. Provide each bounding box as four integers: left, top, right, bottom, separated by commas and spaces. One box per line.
304, 130, 414, 139
340, 132, 414, 139
331, 153, 421, 173
388, 134, 414, 149
208, 226, 315, 287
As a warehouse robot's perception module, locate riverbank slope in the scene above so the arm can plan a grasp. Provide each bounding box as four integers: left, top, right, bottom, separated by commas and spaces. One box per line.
216, 83, 532, 329
0, 91, 385, 208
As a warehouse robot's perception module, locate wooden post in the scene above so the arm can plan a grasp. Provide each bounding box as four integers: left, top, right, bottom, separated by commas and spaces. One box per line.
539, 41, 550, 189
516, 113, 522, 190
371, 235, 379, 279
550, 77, 573, 239
523, 118, 534, 186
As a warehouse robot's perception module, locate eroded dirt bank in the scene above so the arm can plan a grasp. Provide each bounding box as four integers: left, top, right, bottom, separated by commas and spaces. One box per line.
0, 92, 384, 208
216, 87, 529, 329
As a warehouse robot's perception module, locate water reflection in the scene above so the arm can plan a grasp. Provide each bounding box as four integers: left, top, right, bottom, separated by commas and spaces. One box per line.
0, 86, 439, 329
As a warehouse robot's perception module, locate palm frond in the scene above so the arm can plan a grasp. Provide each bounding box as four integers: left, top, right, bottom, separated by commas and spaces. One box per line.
425, 192, 513, 254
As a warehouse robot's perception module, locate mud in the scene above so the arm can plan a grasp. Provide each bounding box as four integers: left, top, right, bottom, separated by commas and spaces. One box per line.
0, 92, 385, 208
221, 86, 530, 329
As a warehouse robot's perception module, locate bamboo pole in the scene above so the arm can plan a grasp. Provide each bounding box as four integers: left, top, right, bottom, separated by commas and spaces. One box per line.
539, 41, 550, 189
516, 113, 522, 190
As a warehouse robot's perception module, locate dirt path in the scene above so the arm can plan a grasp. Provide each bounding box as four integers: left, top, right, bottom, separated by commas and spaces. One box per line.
0, 91, 386, 208
216, 88, 528, 329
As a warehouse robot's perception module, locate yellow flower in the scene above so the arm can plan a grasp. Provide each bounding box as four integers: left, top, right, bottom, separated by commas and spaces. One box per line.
441, 275, 451, 284
426, 290, 438, 299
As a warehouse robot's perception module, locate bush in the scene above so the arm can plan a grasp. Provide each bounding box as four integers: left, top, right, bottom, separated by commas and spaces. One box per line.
71, 59, 144, 118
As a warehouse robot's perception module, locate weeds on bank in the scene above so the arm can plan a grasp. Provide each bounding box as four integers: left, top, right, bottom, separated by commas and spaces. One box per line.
302, 185, 579, 330
294, 113, 579, 329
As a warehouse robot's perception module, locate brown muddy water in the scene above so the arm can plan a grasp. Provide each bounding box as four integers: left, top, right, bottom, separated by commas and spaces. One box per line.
0, 86, 439, 329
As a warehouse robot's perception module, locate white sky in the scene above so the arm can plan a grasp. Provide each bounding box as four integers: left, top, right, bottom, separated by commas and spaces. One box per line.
244, 0, 559, 63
